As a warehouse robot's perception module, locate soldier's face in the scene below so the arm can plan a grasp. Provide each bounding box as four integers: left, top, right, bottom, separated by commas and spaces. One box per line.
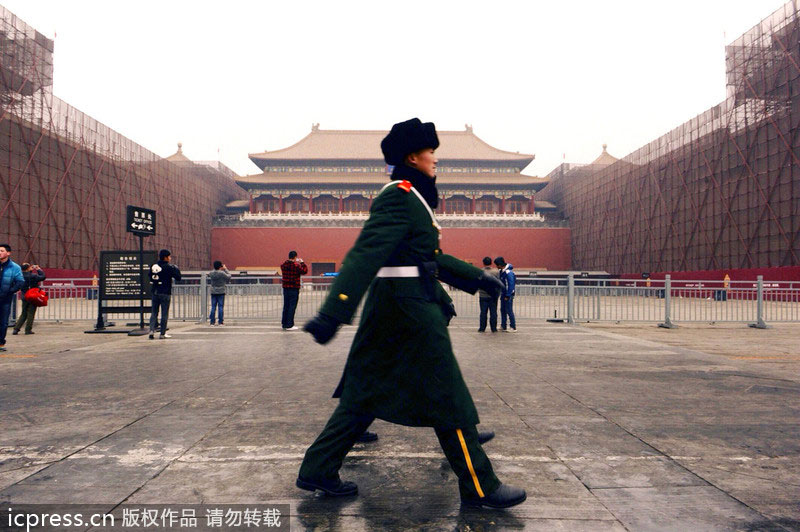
407, 148, 437, 178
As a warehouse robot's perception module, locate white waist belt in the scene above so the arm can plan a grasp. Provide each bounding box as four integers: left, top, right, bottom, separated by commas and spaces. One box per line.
376, 266, 419, 278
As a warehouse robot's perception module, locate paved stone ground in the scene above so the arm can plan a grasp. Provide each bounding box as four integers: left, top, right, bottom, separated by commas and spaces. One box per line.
0, 319, 798, 531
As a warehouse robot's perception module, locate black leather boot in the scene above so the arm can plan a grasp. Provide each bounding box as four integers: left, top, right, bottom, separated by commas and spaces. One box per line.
461, 483, 526, 509
356, 431, 378, 443
296, 476, 358, 497
477, 431, 495, 445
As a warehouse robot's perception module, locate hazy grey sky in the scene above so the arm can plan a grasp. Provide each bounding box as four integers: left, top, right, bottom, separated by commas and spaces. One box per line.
1, 1, 790, 176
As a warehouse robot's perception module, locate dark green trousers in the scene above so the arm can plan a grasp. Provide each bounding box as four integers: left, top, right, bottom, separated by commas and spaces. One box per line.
13, 300, 37, 334
298, 402, 500, 499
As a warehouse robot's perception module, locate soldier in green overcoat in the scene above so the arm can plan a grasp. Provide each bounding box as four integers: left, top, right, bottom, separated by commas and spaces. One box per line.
298, 118, 527, 509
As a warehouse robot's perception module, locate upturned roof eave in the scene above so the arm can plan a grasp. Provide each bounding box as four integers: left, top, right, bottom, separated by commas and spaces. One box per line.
234, 175, 550, 191
248, 128, 534, 164
249, 156, 534, 164
249, 158, 536, 175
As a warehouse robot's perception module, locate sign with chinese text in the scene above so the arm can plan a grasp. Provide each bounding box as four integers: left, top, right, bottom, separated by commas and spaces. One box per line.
126, 205, 156, 236
100, 250, 156, 300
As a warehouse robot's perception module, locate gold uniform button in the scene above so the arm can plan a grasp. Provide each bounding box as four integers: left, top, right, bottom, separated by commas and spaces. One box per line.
338, 293, 349, 301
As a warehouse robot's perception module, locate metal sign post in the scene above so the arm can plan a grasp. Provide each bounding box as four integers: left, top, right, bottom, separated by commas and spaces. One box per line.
137, 233, 145, 330
126, 206, 156, 336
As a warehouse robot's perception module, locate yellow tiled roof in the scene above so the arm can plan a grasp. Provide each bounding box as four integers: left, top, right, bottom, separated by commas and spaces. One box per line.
165, 142, 192, 164
249, 125, 534, 164
590, 144, 618, 166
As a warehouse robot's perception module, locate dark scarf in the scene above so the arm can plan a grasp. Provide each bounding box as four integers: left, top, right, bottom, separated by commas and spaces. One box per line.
390, 164, 439, 209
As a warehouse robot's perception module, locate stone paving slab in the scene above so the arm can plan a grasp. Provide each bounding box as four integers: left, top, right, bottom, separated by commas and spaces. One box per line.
0, 320, 798, 530
591, 485, 779, 531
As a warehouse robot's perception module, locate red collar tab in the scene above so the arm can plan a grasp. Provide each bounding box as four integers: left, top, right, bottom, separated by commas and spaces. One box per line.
397, 180, 412, 193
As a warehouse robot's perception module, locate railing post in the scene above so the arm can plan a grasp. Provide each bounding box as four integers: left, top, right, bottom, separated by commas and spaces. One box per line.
199, 272, 208, 324
595, 286, 600, 321
659, 275, 677, 329
749, 275, 770, 329
567, 273, 574, 324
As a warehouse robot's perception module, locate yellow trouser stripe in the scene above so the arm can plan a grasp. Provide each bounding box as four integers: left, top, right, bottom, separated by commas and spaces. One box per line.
456, 428, 484, 498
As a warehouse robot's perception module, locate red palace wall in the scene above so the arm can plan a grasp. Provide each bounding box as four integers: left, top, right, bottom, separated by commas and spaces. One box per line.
211, 227, 572, 272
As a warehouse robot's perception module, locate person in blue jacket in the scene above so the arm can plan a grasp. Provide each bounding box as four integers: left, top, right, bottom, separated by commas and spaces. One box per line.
494, 257, 516, 332
0, 244, 25, 351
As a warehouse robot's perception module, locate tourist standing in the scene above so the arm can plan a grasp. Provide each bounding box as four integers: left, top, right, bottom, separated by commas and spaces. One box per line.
280, 251, 308, 330
149, 249, 182, 339
208, 261, 231, 325
13, 263, 46, 335
477, 256, 499, 332
495, 256, 516, 332
0, 244, 24, 352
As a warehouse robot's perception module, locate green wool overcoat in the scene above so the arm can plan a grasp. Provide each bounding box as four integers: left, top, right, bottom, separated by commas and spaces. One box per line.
319, 180, 483, 429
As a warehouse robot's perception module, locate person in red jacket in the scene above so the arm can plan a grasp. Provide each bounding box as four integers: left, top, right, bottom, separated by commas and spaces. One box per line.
280, 250, 308, 330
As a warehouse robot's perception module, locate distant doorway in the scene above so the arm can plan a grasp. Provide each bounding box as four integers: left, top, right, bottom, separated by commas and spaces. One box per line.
312, 262, 336, 290
311, 262, 336, 276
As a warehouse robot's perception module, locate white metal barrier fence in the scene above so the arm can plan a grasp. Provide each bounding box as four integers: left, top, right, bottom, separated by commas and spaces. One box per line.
12, 275, 800, 327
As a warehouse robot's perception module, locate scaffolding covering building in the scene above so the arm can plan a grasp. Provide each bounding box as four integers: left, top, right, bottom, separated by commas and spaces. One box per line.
540, 1, 800, 277
0, 6, 245, 274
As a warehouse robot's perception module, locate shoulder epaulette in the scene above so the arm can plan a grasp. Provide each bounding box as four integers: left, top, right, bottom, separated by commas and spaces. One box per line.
397, 180, 412, 193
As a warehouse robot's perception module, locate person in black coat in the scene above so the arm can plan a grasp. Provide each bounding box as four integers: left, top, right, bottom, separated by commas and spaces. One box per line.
12, 263, 45, 335
149, 249, 182, 340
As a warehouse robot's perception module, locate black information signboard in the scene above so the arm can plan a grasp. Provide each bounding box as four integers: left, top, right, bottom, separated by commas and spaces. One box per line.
126, 205, 156, 236
100, 250, 156, 300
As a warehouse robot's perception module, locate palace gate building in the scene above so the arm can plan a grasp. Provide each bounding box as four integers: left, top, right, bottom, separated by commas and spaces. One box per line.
5, 1, 799, 282
212, 125, 572, 273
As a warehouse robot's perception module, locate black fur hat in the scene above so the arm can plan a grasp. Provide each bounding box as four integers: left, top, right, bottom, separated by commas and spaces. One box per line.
381, 118, 439, 166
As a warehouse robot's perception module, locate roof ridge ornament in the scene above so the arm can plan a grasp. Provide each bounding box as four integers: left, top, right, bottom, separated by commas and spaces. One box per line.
177, 142, 183, 154
465, 124, 473, 133
312, 123, 320, 132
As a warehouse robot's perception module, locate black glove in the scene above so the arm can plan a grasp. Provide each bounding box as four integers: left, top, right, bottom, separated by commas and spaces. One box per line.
477, 272, 505, 299
442, 302, 457, 325
437, 268, 480, 294
303, 313, 342, 344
